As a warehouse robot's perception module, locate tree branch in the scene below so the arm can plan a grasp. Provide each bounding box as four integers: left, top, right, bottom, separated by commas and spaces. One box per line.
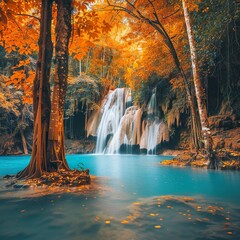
16, 13, 40, 21
106, 0, 140, 20
163, 8, 181, 19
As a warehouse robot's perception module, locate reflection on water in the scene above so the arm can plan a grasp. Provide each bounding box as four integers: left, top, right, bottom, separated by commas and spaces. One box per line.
0, 154, 240, 240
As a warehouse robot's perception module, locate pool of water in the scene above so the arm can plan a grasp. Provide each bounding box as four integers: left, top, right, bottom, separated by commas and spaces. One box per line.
0, 154, 240, 240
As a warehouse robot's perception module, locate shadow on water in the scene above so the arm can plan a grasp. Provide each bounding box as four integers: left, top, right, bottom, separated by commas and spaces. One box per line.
0, 154, 240, 240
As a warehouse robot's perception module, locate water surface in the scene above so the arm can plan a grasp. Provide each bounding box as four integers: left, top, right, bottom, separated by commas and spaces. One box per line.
0, 154, 239, 240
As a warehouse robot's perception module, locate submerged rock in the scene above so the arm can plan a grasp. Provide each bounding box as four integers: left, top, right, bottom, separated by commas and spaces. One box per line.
3, 174, 14, 179
13, 184, 30, 189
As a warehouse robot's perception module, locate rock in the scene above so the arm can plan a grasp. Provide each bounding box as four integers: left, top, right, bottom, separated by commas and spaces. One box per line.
13, 184, 30, 189
230, 114, 238, 121
219, 117, 233, 129
6, 181, 16, 187
3, 174, 14, 179
72, 181, 79, 186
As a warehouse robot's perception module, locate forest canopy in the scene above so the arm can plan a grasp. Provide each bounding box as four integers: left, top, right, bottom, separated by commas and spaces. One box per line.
0, 0, 239, 171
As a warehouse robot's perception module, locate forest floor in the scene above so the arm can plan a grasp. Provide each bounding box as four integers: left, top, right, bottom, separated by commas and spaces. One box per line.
161, 127, 240, 170
3, 169, 91, 192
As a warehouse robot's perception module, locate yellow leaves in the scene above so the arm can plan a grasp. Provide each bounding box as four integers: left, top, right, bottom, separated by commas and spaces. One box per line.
149, 213, 159, 217
132, 60, 139, 69
121, 219, 129, 224
202, 7, 209, 13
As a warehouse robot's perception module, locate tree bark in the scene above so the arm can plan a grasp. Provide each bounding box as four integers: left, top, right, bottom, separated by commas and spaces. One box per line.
19, 127, 28, 155
47, 0, 72, 171
17, 0, 53, 178
182, 0, 217, 168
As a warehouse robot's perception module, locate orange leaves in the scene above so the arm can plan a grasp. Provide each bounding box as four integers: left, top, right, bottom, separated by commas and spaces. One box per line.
74, 52, 85, 61
183, 0, 201, 12
6, 60, 35, 104
0, 0, 39, 54
101, 20, 111, 34
0, 0, 19, 32
9, 70, 25, 86
0, 9, 7, 26
3, 0, 17, 10
70, 1, 113, 58
74, 10, 102, 40
70, 38, 94, 60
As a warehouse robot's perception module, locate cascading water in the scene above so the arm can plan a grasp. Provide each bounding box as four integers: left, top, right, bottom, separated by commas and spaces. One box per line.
91, 87, 169, 155
107, 106, 142, 154
95, 88, 126, 153
140, 88, 169, 154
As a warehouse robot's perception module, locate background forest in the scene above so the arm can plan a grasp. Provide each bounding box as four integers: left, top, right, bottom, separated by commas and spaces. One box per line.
0, 0, 239, 159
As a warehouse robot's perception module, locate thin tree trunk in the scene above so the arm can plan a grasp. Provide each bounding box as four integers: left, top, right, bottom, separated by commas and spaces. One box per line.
17, 0, 53, 178
182, 0, 216, 168
79, 59, 82, 76
19, 127, 28, 155
85, 47, 91, 74
47, 0, 72, 171
150, 20, 202, 151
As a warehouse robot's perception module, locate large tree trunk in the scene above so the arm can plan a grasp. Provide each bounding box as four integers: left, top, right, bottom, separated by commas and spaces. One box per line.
182, 0, 217, 168
17, 0, 53, 179
47, 0, 72, 171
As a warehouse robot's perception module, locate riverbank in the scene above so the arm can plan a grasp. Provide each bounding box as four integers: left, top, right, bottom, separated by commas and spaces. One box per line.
161, 127, 240, 170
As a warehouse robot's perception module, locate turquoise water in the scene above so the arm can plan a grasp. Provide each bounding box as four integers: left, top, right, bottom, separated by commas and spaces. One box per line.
0, 154, 240, 240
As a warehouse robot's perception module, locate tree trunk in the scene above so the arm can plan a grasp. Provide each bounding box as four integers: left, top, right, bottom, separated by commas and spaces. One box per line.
47, 0, 72, 171
85, 47, 92, 74
19, 127, 28, 155
182, 0, 217, 168
17, 0, 53, 178
150, 19, 202, 151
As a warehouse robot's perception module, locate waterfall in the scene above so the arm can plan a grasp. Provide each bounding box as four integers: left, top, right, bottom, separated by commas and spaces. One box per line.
95, 88, 126, 153
89, 87, 170, 155
140, 121, 169, 154
107, 106, 142, 154
147, 88, 158, 117
140, 88, 169, 154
